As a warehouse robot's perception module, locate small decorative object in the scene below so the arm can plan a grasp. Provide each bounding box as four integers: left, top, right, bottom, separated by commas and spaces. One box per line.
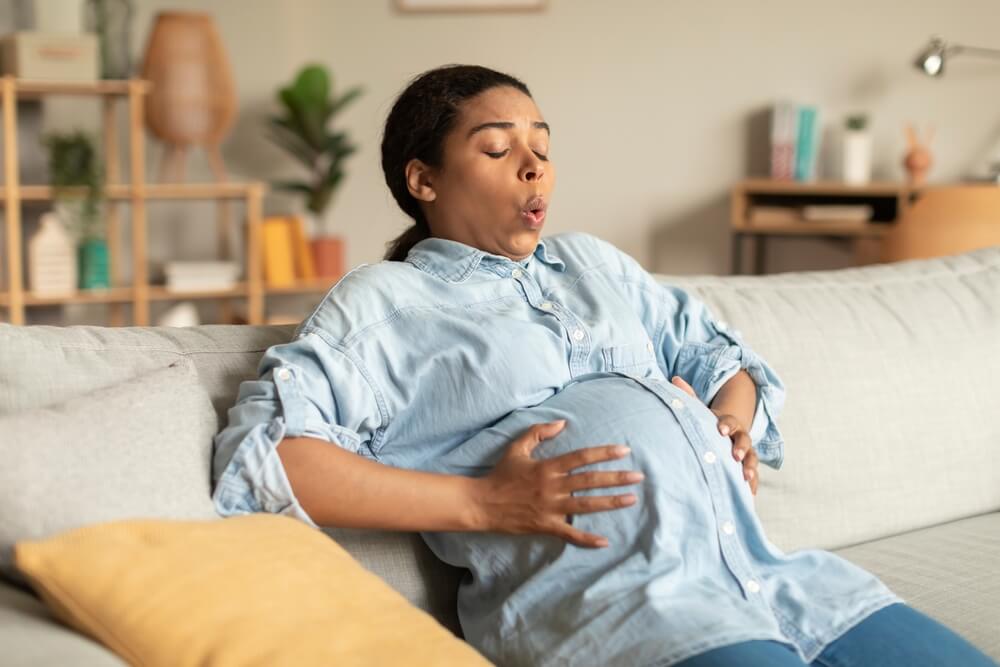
902, 123, 934, 186
842, 113, 872, 185
0, 32, 98, 80
140, 11, 236, 182
84, 0, 134, 79
156, 301, 200, 327
27, 212, 77, 295
44, 130, 110, 290
395, 0, 547, 11
267, 64, 362, 279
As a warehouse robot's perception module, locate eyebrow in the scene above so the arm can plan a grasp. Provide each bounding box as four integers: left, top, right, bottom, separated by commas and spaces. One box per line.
466, 121, 550, 138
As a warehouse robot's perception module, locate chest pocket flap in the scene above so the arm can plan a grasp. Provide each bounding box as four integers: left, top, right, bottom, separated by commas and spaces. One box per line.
602, 340, 657, 374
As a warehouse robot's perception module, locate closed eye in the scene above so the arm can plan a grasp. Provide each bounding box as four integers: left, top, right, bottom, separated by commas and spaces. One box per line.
484, 149, 549, 161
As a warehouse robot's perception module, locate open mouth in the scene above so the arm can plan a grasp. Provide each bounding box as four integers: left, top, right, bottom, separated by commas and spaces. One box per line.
521, 196, 547, 227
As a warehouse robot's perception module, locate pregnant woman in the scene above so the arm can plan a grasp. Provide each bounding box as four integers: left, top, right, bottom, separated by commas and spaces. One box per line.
211, 65, 996, 667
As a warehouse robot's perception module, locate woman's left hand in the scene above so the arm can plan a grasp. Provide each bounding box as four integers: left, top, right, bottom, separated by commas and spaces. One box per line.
670, 376, 759, 495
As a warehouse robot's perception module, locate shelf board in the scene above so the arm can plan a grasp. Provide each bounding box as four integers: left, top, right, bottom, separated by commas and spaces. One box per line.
738, 179, 913, 197
6, 77, 150, 98
148, 284, 250, 301
263, 279, 336, 294
0, 287, 135, 306
3, 182, 265, 202
733, 220, 890, 237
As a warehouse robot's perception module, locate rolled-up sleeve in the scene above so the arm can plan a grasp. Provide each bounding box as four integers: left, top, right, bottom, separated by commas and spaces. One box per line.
592, 234, 786, 470
661, 286, 786, 469
211, 329, 384, 527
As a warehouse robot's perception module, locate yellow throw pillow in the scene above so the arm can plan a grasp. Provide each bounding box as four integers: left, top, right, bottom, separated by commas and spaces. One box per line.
14, 513, 492, 666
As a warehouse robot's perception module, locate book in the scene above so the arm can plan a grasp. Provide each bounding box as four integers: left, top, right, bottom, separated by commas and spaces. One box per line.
769, 101, 798, 181
801, 205, 873, 222
262, 217, 296, 288
288, 215, 316, 281
794, 105, 820, 182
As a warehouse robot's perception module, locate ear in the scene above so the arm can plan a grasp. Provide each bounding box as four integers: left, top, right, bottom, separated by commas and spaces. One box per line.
405, 158, 437, 203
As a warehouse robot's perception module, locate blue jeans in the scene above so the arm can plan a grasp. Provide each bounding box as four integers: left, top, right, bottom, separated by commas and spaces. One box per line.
674, 603, 998, 667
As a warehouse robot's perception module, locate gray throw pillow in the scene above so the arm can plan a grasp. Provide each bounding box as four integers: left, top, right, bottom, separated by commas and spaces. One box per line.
0, 360, 220, 586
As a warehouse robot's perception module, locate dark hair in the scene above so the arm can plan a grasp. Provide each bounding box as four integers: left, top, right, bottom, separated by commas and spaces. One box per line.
381, 64, 532, 262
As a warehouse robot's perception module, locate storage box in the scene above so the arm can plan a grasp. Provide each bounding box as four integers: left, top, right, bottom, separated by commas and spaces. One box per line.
0, 32, 97, 81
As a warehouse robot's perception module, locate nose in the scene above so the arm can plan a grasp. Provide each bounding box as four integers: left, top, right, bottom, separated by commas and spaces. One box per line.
518, 151, 545, 183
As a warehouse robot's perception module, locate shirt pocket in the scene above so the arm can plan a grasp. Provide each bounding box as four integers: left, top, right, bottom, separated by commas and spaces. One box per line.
602, 340, 657, 377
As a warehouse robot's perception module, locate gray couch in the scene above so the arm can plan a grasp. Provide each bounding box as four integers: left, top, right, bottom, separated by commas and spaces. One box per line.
2, 247, 999, 665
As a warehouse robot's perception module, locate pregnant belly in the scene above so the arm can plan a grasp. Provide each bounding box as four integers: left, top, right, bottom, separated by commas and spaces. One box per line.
420, 374, 751, 611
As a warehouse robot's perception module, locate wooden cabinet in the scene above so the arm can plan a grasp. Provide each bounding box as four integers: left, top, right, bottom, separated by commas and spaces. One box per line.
0, 77, 332, 326
730, 179, 920, 274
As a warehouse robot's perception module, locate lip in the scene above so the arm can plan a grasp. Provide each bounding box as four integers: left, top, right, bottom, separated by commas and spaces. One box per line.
520, 195, 547, 229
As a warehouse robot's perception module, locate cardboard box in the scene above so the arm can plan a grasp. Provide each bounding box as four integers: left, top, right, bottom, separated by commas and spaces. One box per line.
0, 32, 97, 81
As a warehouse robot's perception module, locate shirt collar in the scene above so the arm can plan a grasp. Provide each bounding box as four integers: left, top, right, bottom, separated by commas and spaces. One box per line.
405, 236, 565, 283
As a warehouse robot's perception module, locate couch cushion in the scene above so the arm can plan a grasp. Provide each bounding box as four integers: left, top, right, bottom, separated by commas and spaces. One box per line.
662, 246, 1000, 551
834, 512, 1000, 662
0, 581, 125, 666
0, 321, 466, 632
13, 514, 491, 667
0, 322, 296, 428
0, 360, 219, 585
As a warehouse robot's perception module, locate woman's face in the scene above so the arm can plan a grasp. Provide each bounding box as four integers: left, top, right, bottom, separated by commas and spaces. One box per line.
407, 86, 555, 260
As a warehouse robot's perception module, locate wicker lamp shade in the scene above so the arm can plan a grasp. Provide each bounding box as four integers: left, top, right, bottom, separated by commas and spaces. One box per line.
140, 11, 236, 147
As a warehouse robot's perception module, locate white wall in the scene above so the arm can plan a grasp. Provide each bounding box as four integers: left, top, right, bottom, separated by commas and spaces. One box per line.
50, 0, 1000, 286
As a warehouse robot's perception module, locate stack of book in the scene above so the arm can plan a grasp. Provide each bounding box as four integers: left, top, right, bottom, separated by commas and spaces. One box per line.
262, 215, 317, 287
770, 101, 820, 182
164, 261, 241, 293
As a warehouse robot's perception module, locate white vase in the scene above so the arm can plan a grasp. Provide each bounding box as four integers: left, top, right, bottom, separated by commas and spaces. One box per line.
28, 212, 77, 295
842, 130, 872, 185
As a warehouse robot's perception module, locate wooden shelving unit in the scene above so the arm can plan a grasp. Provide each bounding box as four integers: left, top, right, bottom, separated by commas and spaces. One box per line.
0, 77, 334, 326
730, 179, 922, 274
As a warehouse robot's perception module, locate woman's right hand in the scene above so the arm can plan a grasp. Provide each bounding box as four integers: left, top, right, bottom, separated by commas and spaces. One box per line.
469, 420, 644, 549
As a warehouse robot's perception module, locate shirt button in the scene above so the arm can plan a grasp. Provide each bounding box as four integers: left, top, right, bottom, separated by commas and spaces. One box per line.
511, 269, 523, 279
646, 341, 654, 353
722, 520, 735, 535
703, 451, 717, 464
276, 368, 291, 381
670, 398, 684, 409
746, 579, 761, 594
539, 301, 553, 311
572, 329, 585, 341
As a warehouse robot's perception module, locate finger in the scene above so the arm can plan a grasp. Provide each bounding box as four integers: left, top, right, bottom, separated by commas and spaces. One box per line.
717, 414, 743, 439
560, 493, 637, 515
671, 375, 696, 397
558, 469, 645, 493
551, 522, 610, 549
513, 420, 567, 457
730, 431, 752, 462
742, 448, 759, 494
548, 444, 631, 473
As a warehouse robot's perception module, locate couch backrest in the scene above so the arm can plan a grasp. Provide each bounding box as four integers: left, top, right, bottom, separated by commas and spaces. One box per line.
661, 245, 1000, 552
3, 246, 999, 630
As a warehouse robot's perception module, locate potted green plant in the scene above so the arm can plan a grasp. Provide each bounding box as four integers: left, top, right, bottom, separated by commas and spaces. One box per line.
267, 64, 362, 279
44, 130, 110, 290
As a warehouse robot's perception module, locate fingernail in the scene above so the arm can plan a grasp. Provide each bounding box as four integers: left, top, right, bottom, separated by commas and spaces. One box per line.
736, 449, 744, 460
616, 446, 631, 455
747, 469, 754, 479
627, 472, 645, 482
596, 538, 609, 547
554, 419, 567, 427
720, 425, 730, 435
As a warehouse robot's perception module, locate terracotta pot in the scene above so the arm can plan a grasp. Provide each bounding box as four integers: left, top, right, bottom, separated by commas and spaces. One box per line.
140, 11, 236, 147
311, 237, 344, 279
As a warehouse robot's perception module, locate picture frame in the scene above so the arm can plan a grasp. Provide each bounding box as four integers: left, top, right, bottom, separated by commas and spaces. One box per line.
395, 0, 547, 13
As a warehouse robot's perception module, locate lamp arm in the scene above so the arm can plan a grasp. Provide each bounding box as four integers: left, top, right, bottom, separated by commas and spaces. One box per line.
949, 44, 1000, 60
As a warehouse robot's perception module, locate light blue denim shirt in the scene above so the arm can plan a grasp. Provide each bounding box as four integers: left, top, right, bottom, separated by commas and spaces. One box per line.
212, 232, 900, 666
